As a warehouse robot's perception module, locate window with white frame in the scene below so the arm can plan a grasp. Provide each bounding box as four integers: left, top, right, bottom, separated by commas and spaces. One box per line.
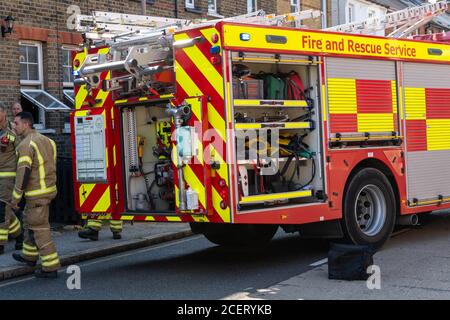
62, 46, 77, 87
291, 0, 300, 13
347, 3, 355, 23
368, 9, 376, 18
19, 41, 43, 86
208, 0, 217, 13
186, 0, 195, 9
247, 0, 257, 13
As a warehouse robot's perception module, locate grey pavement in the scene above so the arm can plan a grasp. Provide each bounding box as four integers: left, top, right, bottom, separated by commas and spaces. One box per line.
2, 212, 450, 299
0, 221, 191, 281
231, 211, 450, 300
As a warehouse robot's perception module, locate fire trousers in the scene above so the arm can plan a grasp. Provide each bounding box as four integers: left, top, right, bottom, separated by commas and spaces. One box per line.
0, 179, 21, 246
86, 219, 123, 233
21, 199, 60, 272
0, 204, 21, 246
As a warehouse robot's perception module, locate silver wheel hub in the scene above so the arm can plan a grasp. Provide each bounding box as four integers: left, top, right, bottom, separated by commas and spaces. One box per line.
355, 185, 386, 237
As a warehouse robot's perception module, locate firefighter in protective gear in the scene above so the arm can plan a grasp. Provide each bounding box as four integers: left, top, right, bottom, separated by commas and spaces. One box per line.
78, 219, 122, 241
11, 112, 60, 278
0, 105, 22, 255
9, 102, 26, 250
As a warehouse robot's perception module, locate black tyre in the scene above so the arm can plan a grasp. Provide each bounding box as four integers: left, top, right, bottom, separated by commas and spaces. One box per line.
341, 168, 396, 248
197, 224, 278, 247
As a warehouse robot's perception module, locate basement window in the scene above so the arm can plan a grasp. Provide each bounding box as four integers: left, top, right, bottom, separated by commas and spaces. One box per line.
21, 89, 71, 132
21, 89, 71, 111
63, 89, 75, 107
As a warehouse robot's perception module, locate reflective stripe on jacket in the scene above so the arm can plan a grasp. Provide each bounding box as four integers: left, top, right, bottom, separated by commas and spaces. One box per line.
12, 129, 57, 203
0, 121, 18, 179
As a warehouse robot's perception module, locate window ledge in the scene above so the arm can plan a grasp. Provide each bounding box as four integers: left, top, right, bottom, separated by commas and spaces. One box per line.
185, 7, 203, 14
208, 12, 224, 19
20, 80, 43, 87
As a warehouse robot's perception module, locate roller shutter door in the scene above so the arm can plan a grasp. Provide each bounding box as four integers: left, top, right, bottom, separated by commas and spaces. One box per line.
325, 57, 398, 137
403, 62, 450, 204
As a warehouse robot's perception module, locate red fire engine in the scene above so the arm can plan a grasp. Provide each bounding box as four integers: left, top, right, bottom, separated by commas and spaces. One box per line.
71, 2, 450, 247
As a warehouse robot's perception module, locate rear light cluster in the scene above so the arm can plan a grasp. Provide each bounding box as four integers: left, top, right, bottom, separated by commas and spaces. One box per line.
210, 33, 221, 65
217, 178, 228, 209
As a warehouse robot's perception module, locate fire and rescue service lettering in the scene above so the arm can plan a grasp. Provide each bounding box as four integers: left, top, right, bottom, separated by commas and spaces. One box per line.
301, 35, 417, 58
224, 24, 450, 62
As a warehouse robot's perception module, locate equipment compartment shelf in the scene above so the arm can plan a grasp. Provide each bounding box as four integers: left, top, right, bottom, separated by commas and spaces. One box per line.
235, 122, 312, 130
233, 99, 309, 108
239, 189, 313, 205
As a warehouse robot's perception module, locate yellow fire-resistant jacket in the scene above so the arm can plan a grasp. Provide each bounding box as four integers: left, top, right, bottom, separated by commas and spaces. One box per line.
12, 129, 57, 206
0, 121, 18, 200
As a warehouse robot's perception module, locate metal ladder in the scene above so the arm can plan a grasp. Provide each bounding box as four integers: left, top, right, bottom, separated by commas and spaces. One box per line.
74, 2, 448, 97
75, 9, 321, 96
325, 0, 448, 38
77, 9, 321, 44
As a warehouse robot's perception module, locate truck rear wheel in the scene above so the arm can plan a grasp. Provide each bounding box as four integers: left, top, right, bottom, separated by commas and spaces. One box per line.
341, 168, 396, 248
192, 223, 278, 246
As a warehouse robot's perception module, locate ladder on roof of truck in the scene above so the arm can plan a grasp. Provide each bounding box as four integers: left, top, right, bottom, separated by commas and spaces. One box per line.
73, 2, 449, 98
76, 1, 450, 45
76, 9, 321, 44
74, 8, 322, 98
326, 0, 448, 38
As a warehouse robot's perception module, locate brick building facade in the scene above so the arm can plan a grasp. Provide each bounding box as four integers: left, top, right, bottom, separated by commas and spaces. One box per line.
1, 0, 446, 158
0, 0, 279, 157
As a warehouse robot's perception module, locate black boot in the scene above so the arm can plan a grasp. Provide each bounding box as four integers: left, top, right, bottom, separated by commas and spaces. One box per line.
34, 269, 58, 279
112, 232, 122, 240
78, 228, 99, 241
0, 245, 4, 255
12, 252, 37, 267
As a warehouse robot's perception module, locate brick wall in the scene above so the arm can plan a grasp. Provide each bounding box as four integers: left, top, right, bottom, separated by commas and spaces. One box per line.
0, 35, 21, 113
276, 0, 330, 29
0, 0, 280, 112
0, 0, 285, 165
0, 0, 332, 162
301, 0, 330, 29
277, 0, 291, 15
0, 1, 226, 157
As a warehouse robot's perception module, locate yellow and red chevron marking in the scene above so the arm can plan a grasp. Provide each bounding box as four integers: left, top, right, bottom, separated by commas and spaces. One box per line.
173, 27, 230, 223
74, 47, 111, 110
73, 47, 117, 215
79, 183, 111, 213
114, 94, 174, 106
85, 212, 216, 223
73, 48, 87, 110
106, 214, 208, 223
74, 108, 113, 214
172, 96, 209, 214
